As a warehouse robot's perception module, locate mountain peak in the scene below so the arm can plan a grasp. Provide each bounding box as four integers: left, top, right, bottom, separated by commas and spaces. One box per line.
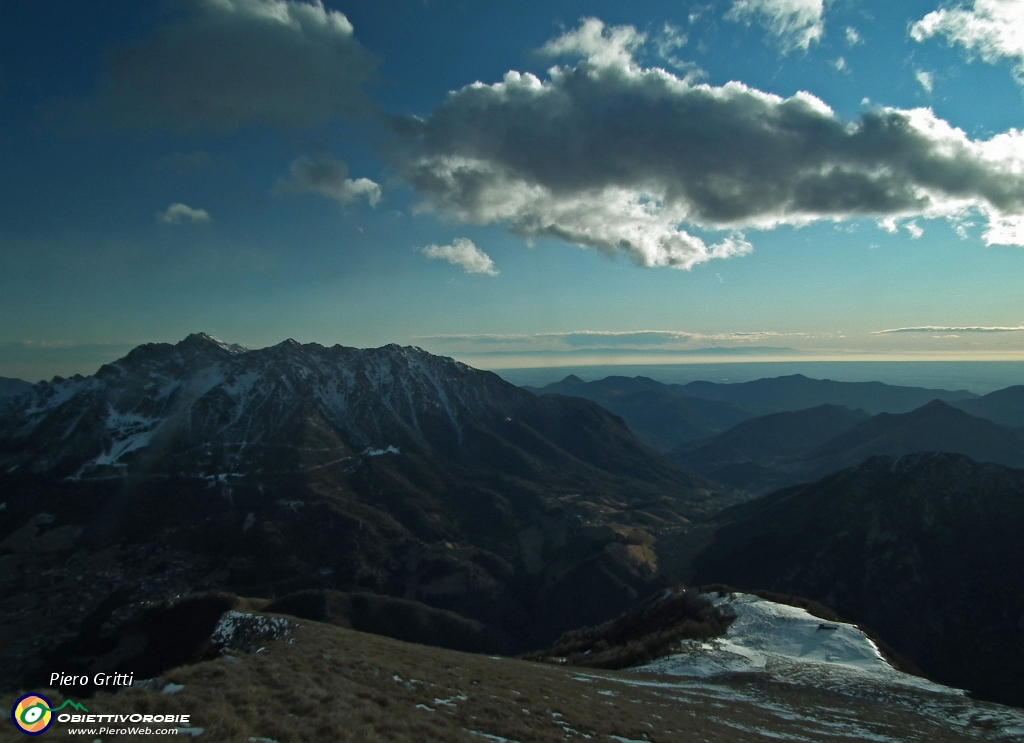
908, 399, 959, 416
178, 332, 246, 354
561, 374, 585, 385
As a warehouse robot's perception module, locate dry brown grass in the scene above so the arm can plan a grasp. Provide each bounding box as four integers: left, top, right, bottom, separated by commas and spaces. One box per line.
0, 613, 1012, 743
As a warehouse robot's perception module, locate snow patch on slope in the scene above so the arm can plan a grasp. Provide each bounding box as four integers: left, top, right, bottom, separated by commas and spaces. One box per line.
637, 593, 952, 694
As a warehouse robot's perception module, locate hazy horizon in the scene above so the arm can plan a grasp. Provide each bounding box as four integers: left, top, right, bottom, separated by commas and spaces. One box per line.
5, 331, 1024, 395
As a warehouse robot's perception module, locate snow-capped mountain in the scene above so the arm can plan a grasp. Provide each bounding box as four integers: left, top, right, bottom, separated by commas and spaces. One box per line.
1, 333, 561, 479
0, 333, 735, 693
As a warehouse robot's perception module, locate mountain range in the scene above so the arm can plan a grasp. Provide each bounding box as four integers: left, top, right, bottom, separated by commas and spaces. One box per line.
5, 340, 1024, 712
0, 333, 735, 692
679, 373, 977, 414
525, 372, 981, 453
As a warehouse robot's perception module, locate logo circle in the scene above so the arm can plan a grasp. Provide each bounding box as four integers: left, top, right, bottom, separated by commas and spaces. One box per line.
11, 694, 53, 736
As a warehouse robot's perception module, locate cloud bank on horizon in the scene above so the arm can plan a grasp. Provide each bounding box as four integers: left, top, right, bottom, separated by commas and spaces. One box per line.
396, 18, 1024, 271
874, 325, 1024, 334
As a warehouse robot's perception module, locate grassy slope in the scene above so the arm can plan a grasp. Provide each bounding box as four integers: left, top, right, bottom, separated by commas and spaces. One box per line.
0, 614, 1014, 743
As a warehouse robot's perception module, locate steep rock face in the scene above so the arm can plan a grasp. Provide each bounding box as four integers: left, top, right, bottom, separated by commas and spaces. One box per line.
692, 452, 1024, 707
0, 334, 733, 691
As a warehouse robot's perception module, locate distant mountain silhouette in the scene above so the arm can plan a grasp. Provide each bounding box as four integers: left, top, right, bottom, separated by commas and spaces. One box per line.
524, 375, 754, 452
693, 452, 1024, 708
673, 400, 1024, 494
680, 374, 975, 414
0, 375, 32, 403
951, 385, 1024, 428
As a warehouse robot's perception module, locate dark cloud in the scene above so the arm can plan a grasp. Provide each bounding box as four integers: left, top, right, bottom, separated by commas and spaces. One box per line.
98, 0, 377, 131
277, 155, 381, 206
395, 19, 1024, 268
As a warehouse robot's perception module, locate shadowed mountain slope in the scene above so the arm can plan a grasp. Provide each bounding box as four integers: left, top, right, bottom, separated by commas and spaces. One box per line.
951, 384, 1024, 428
0, 333, 735, 692
670, 405, 871, 493
0, 376, 32, 403
693, 452, 1024, 708
672, 400, 1024, 494
806, 400, 1024, 473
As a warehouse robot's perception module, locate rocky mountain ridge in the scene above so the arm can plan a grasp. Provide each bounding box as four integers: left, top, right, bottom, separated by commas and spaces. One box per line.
0, 334, 734, 693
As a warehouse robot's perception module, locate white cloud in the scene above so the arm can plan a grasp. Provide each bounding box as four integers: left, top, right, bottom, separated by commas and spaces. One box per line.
845, 26, 862, 46
725, 0, 829, 52
879, 216, 899, 234
831, 56, 848, 72
97, 0, 377, 130
911, 0, 1024, 83
874, 324, 1024, 334
540, 16, 645, 68
419, 238, 499, 275
159, 203, 211, 225
277, 155, 381, 206
983, 213, 1024, 244
905, 221, 924, 239
395, 18, 1024, 268
915, 69, 935, 93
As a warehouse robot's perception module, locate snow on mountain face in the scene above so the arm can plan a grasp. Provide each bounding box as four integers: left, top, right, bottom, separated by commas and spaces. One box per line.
638, 593, 948, 693
0, 333, 525, 478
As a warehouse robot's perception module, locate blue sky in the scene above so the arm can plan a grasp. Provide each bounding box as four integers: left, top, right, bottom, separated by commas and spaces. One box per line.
3, 0, 1024, 380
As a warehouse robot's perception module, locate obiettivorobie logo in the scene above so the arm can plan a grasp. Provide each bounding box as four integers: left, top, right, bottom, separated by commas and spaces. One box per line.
10, 692, 194, 736
11, 694, 88, 736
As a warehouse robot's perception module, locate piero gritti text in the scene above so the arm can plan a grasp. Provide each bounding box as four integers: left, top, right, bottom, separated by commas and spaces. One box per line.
49, 672, 134, 687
